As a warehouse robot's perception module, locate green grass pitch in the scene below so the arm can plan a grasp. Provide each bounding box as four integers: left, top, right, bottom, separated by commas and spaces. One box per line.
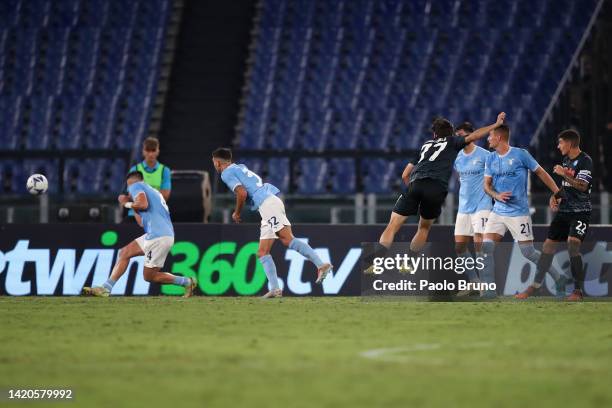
1, 297, 612, 408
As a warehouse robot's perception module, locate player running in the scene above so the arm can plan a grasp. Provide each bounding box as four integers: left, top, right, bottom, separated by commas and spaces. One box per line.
364, 112, 506, 273
479, 125, 564, 298
515, 130, 593, 301
82, 171, 197, 297
453, 122, 492, 295
212, 148, 332, 298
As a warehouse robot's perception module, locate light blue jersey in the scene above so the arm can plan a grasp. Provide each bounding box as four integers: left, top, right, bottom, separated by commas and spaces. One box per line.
454, 145, 492, 214
127, 182, 174, 239
484, 147, 540, 216
221, 163, 280, 210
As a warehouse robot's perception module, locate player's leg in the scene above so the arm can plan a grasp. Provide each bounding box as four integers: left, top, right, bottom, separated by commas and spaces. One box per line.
457, 209, 489, 295
515, 239, 560, 299
141, 237, 197, 297
454, 212, 479, 287
480, 213, 507, 297
380, 212, 409, 247
566, 237, 585, 301
471, 232, 484, 280
81, 237, 144, 296
566, 214, 590, 301
410, 216, 434, 255
472, 210, 490, 255
363, 187, 418, 273
277, 226, 332, 284
506, 215, 563, 298
257, 237, 282, 298
411, 180, 447, 255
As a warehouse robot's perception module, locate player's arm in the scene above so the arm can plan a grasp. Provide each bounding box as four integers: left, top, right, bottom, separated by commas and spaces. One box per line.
160, 167, 171, 200
552, 165, 589, 192
534, 166, 560, 195
535, 166, 564, 210
232, 185, 248, 223
484, 175, 511, 202
401, 163, 414, 185
464, 112, 506, 144
134, 211, 143, 227
130, 192, 149, 211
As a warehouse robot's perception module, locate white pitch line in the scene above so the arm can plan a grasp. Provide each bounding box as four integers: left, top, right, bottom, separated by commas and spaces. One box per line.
360, 341, 517, 362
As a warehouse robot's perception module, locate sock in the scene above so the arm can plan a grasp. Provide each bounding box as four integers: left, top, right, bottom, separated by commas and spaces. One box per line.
172, 276, 191, 287
480, 240, 495, 284
457, 249, 479, 282
289, 238, 324, 268
407, 248, 420, 258
259, 254, 280, 290
519, 243, 540, 264
363, 242, 390, 267
102, 278, 116, 291
519, 243, 543, 287
570, 255, 584, 292
533, 252, 554, 287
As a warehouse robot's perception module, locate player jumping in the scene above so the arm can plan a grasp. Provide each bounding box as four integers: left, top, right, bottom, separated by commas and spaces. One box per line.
480, 125, 564, 298
453, 122, 492, 296
212, 148, 332, 298
515, 130, 593, 301
82, 171, 197, 297
364, 112, 506, 273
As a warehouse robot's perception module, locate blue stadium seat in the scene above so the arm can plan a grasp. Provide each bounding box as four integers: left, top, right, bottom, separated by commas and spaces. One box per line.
0, 0, 171, 195
237, 0, 599, 193
297, 159, 328, 194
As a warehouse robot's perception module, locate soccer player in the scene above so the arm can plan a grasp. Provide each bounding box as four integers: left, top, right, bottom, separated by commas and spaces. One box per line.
453, 122, 492, 295
364, 112, 506, 273
479, 125, 563, 298
82, 171, 197, 297
124, 137, 172, 223
515, 130, 593, 300
212, 148, 332, 298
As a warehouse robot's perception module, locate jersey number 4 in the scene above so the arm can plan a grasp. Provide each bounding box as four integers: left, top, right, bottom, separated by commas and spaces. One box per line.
418, 141, 448, 163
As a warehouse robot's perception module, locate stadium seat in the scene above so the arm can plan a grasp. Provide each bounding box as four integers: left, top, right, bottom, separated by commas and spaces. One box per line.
237, 0, 599, 193
0, 0, 170, 194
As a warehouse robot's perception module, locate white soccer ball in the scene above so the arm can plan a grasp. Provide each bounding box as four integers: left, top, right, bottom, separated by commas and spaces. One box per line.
27, 174, 48, 195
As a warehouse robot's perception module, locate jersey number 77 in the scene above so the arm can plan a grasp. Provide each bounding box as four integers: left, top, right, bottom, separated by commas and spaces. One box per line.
419, 141, 448, 162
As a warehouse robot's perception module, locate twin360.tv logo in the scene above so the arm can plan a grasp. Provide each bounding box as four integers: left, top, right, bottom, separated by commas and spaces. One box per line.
0, 231, 358, 296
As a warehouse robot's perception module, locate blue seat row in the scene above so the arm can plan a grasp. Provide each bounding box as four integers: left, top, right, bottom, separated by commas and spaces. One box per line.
235, 0, 598, 193
0, 0, 170, 195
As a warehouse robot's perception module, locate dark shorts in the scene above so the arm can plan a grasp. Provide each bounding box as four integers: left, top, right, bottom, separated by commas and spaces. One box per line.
393, 178, 448, 220
547, 212, 591, 242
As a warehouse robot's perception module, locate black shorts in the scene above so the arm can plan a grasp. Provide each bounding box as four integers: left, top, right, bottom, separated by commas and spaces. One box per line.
547, 212, 591, 242
393, 178, 448, 220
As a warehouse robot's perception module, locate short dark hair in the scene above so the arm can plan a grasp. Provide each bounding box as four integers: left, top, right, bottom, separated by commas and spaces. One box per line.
558, 129, 580, 147
431, 117, 454, 139
456, 121, 474, 133
126, 170, 144, 181
212, 147, 232, 161
494, 124, 510, 140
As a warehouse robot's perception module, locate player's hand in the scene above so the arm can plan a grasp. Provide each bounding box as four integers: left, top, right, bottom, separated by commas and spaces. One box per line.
496, 112, 506, 126
232, 211, 242, 223
495, 191, 511, 202
553, 165, 565, 176
549, 195, 560, 212
118, 194, 130, 205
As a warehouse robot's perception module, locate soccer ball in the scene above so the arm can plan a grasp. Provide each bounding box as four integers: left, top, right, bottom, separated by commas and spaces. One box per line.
27, 174, 48, 195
